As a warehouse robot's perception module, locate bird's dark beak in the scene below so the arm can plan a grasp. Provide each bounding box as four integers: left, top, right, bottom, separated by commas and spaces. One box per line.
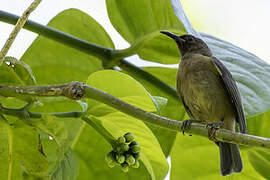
160, 31, 185, 42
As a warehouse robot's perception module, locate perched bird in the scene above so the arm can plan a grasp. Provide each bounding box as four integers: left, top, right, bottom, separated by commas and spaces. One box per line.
160, 31, 247, 176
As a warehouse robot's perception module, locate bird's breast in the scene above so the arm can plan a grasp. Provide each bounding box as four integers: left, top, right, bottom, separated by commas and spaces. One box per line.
177, 54, 234, 124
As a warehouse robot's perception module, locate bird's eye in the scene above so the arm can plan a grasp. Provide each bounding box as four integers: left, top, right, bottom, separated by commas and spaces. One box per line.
187, 36, 195, 42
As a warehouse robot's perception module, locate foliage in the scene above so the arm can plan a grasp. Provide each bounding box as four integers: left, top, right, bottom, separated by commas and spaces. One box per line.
0, 0, 270, 179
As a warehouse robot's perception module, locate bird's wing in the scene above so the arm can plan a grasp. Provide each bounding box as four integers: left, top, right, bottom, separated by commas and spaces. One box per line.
212, 57, 247, 134
180, 94, 194, 119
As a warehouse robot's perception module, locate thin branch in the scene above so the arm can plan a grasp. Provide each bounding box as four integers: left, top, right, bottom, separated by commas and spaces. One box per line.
0, 104, 83, 119
0, 82, 269, 149
0, 0, 42, 65
0, 81, 84, 99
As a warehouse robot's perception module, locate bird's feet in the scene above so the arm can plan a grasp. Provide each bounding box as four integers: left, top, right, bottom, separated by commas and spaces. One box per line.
206, 121, 224, 141
181, 119, 201, 135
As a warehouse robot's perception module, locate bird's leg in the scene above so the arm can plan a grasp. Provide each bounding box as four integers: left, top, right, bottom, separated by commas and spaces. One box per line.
206, 121, 224, 141
181, 119, 201, 135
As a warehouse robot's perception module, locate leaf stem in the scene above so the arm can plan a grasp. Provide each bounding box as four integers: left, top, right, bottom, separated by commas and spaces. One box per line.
82, 116, 117, 147
0, 82, 269, 149
0, 0, 42, 65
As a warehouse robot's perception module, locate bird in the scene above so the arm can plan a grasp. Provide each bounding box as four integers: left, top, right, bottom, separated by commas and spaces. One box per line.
160, 31, 247, 176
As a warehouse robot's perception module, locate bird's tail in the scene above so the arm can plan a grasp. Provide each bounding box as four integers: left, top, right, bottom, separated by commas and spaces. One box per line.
218, 142, 243, 176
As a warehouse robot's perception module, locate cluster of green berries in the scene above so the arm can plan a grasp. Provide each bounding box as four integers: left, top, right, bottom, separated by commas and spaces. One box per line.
105, 132, 141, 172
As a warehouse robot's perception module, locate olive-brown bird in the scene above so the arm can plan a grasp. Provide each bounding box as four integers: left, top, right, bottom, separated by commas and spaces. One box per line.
160, 31, 247, 176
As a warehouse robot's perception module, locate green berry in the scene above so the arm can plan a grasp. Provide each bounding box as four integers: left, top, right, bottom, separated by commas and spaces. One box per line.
131, 145, 141, 153
125, 154, 136, 165
117, 136, 126, 144
124, 132, 135, 143
115, 145, 122, 153
105, 151, 115, 163
131, 160, 140, 168
121, 163, 129, 172
106, 151, 117, 168
116, 154, 125, 164
121, 144, 129, 152
129, 141, 139, 147
107, 161, 116, 168
133, 153, 140, 160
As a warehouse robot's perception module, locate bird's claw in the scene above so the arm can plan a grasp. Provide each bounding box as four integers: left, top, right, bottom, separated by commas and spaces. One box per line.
181, 119, 201, 135
206, 121, 224, 141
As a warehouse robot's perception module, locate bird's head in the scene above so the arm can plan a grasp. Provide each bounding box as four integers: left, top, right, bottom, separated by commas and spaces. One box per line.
160, 31, 212, 57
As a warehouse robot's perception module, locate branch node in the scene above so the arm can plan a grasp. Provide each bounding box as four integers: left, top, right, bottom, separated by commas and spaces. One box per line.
63, 81, 85, 100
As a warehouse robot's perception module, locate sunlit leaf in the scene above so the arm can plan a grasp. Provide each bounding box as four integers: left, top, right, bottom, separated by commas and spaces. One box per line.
106, 0, 186, 64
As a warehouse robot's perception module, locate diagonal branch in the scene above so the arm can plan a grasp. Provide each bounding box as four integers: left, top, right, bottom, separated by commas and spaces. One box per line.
0, 82, 269, 149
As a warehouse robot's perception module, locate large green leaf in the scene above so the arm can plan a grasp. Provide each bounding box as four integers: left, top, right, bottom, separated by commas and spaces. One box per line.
248, 149, 270, 179
0, 116, 48, 179
21, 8, 114, 84
79, 70, 168, 180
50, 148, 79, 180
106, 0, 186, 64
243, 110, 270, 178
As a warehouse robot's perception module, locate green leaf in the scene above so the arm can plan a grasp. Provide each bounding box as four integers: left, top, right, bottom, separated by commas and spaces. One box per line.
21, 8, 114, 84
248, 149, 270, 179
151, 96, 168, 114
0, 116, 48, 179
0, 56, 36, 86
170, 134, 264, 179
122, 66, 185, 156
106, 0, 186, 64
83, 70, 168, 179
242, 110, 270, 177
50, 148, 79, 180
